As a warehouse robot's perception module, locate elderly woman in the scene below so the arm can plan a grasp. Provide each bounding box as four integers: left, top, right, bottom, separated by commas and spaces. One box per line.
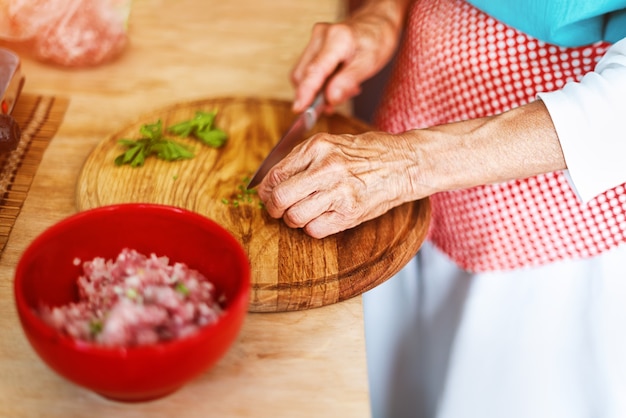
257, 0, 626, 417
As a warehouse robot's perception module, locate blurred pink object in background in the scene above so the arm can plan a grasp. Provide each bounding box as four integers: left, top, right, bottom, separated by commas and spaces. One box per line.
0, 0, 131, 67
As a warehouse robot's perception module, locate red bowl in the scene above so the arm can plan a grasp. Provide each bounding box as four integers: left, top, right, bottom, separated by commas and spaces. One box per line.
14, 203, 250, 402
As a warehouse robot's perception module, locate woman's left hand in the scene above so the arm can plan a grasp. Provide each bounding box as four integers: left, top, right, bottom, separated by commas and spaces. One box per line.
257, 130, 426, 238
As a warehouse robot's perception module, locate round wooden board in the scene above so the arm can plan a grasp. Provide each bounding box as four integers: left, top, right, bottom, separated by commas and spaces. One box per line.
76, 97, 431, 312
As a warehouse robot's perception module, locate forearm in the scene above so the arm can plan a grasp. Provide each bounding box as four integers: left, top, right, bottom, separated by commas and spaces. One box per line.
405, 38, 626, 203
405, 100, 566, 197
351, 0, 412, 37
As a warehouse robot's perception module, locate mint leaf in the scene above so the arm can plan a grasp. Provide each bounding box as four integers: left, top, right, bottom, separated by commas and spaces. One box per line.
168, 110, 227, 148
195, 128, 227, 147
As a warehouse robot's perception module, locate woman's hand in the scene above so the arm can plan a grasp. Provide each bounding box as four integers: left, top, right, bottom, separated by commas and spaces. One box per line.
257, 130, 428, 238
291, 0, 411, 113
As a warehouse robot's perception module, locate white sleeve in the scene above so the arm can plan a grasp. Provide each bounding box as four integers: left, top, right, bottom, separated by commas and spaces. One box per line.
537, 37, 626, 203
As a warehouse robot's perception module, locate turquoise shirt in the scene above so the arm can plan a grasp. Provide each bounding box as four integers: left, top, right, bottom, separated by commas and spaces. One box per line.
467, 0, 626, 46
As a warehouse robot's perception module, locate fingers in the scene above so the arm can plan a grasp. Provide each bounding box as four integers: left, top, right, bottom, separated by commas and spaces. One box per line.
289, 187, 365, 239
291, 23, 361, 112
324, 66, 362, 108
263, 177, 364, 239
281, 191, 332, 230
291, 23, 331, 87
290, 24, 330, 112
257, 139, 330, 218
256, 132, 391, 238
303, 211, 357, 239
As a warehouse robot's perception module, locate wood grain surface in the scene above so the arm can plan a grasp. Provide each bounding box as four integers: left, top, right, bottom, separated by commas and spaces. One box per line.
76, 97, 430, 312
0, 2, 374, 415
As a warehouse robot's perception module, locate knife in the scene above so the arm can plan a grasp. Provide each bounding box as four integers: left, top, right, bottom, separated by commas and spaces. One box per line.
246, 91, 326, 189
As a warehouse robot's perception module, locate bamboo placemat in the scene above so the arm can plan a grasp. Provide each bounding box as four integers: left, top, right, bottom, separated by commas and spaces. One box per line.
0, 94, 69, 253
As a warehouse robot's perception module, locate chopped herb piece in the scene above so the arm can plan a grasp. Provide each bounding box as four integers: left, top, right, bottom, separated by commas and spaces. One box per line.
89, 320, 103, 336
175, 282, 190, 296
125, 288, 139, 299
221, 175, 266, 210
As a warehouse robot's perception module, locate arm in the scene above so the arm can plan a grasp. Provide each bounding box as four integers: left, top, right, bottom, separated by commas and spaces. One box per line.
385, 39, 626, 199
258, 100, 565, 239
291, 0, 411, 113
403, 100, 565, 196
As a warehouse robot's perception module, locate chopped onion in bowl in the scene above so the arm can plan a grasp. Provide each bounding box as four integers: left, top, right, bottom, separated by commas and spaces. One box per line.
40, 248, 224, 347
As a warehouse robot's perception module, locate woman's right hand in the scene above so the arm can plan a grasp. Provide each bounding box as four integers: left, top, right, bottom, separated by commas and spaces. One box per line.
291, 0, 411, 113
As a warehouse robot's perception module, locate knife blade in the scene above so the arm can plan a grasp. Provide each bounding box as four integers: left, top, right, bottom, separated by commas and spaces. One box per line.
246, 91, 326, 189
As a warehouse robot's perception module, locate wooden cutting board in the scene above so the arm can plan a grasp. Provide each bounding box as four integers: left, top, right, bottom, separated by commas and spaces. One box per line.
76, 97, 430, 312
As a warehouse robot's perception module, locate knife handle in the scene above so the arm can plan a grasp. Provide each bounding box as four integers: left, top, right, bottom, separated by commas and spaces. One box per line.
302, 63, 344, 131
303, 92, 325, 131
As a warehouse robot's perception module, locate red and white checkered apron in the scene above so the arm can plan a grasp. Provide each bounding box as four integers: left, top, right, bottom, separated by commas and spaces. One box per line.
375, 0, 623, 272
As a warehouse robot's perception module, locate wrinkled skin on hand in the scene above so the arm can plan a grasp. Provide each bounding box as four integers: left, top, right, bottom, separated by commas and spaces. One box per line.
257, 130, 425, 239
291, 1, 408, 113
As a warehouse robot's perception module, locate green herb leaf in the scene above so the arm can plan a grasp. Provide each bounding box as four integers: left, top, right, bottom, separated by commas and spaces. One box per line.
115, 140, 149, 167
175, 282, 190, 296
139, 120, 165, 140
168, 111, 216, 136
114, 119, 195, 166
151, 140, 194, 161
195, 128, 228, 148
167, 120, 194, 137
168, 110, 227, 148
89, 320, 103, 336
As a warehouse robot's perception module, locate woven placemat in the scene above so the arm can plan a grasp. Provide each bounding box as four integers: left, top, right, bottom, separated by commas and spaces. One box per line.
0, 94, 69, 253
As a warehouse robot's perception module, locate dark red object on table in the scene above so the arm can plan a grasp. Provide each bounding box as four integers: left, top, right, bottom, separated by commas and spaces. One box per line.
0, 48, 24, 152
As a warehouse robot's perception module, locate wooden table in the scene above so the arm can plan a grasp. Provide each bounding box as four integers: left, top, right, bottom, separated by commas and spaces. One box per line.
0, 1, 371, 416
